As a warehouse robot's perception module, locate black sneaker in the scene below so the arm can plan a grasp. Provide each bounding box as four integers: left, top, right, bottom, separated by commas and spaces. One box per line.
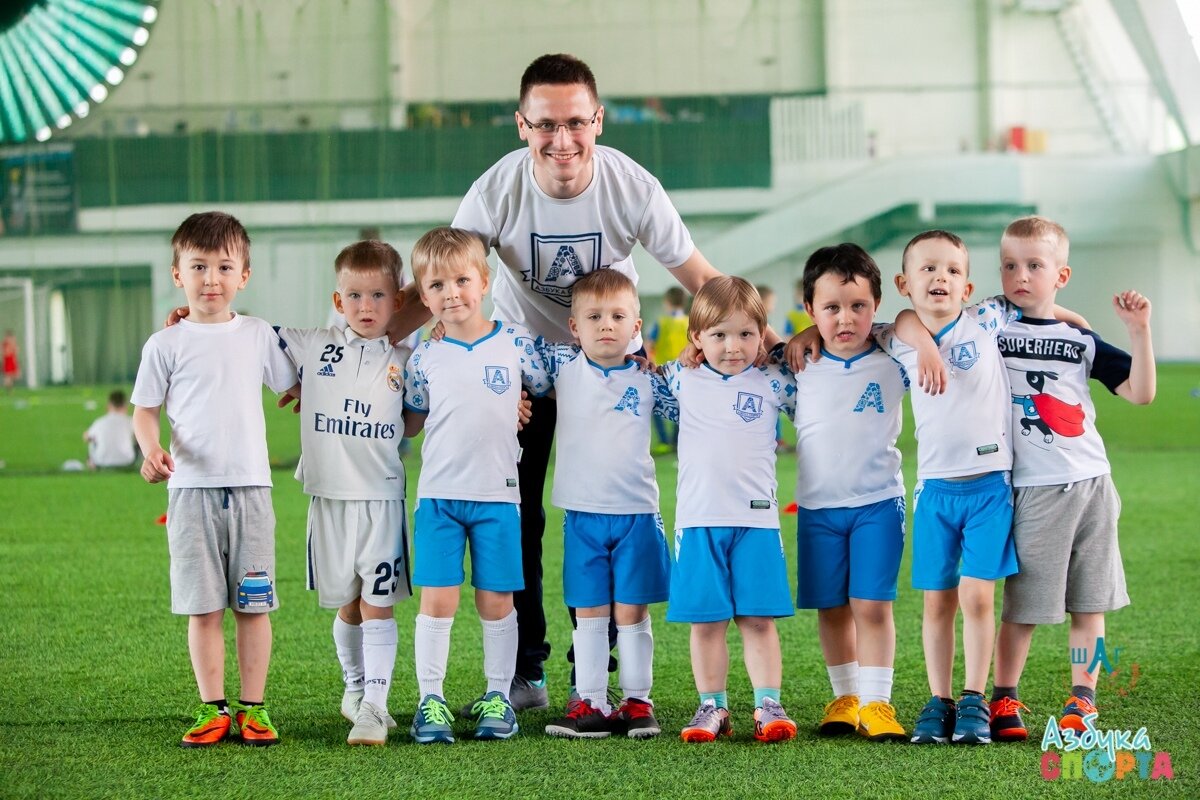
609, 698, 661, 739
544, 698, 611, 739
989, 696, 1029, 742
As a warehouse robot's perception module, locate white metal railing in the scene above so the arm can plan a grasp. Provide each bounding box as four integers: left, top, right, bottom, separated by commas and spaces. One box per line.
770, 95, 868, 163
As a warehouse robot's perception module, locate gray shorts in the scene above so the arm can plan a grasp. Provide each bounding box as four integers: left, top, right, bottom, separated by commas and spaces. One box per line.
167, 487, 278, 616
1001, 474, 1128, 625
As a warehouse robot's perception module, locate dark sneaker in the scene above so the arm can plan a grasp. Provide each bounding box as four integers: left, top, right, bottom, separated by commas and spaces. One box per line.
911, 696, 955, 744
410, 694, 454, 744
1059, 695, 1098, 733
472, 691, 519, 740
990, 696, 1029, 742
609, 698, 661, 739
952, 695, 991, 744
508, 674, 549, 712
180, 703, 234, 748
545, 698, 610, 739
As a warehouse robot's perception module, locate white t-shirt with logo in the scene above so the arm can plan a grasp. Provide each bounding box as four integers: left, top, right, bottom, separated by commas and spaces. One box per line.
86, 411, 137, 467
662, 361, 796, 530
403, 322, 551, 503
275, 325, 411, 501
542, 343, 677, 514
452, 146, 695, 346
131, 314, 298, 488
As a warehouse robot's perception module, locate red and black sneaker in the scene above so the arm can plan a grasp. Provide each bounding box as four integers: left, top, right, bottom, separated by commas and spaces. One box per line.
1059, 695, 1098, 732
989, 696, 1029, 742
544, 698, 611, 739
609, 698, 661, 739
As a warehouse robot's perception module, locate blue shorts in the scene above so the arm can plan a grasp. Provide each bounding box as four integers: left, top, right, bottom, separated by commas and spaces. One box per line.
563, 511, 670, 608
911, 471, 1017, 590
412, 498, 523, 592
666, 527, 794, 623
796, 496, 905, 608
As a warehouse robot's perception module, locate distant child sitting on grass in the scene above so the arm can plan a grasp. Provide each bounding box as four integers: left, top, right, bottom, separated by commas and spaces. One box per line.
645, 286, 689, 451
131, 212, 297, 748
989, 216, 1155, 741
84, 390, 137, 469
539, 269, 674, 740
784, 244, 910, 742
662, 276, 798, 744
402, 227, 550, 744
274, 240, 414, 746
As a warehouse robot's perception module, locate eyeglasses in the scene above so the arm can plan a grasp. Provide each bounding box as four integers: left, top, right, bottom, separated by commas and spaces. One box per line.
519, 108, 600, 135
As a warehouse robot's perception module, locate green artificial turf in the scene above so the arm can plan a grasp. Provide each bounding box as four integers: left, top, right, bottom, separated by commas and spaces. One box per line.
0, 365, 1197, 798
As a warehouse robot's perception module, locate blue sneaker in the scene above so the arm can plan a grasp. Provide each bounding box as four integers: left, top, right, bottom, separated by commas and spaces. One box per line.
952, 694, 992, 744
472, 691, 519, 740
910, 696, 955, 744
410, 694, 455, 744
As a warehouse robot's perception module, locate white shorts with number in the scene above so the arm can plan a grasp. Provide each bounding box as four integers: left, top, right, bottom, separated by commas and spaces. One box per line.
306, 496, 411, 608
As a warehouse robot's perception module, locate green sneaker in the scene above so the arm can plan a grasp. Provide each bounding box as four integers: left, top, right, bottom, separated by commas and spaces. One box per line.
410, 694, 455, 744
180, 703, 235, 748
232, 702, 280, 747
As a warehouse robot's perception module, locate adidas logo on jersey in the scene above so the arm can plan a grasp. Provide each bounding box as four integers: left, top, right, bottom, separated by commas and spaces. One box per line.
317, 364, 336, 377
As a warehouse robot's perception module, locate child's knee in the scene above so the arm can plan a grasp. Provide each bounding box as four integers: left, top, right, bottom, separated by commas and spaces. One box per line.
851, 599, 892, 628
475, 590, 513, 620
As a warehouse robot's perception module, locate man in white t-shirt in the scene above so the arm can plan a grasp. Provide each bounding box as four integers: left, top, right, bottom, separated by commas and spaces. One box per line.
84, 390, 137, 469
389, 53, 774, 707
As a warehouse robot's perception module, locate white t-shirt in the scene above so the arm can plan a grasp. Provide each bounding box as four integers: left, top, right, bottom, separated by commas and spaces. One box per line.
451, 146, 695, 346
877, 298, 1018, 480
86, 411, 137, 467
403, 321, 551, 503
792, 344, 908, 509
999, 316, 1132, 488
663, 361, 796, 530
275, 325, 412, 501
542, 343, 677, 514
130, 314, 297, 488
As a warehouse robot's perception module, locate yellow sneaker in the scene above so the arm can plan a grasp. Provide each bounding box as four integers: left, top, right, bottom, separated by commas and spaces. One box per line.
818, 694, 859, 736
858, 700, 907, 741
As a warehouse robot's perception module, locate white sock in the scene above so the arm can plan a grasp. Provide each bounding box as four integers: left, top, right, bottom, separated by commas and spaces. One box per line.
859, 666, 894, 705
481, 610, 518, 697
616, 617, 654, 703
827, 661, 859, 698
574, 615, 612, 714
414, 614, 453, 699
361, 618, 398, 711
333, 615, 364, 692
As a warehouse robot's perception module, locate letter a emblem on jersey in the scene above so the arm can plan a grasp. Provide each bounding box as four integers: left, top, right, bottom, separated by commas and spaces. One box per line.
613, 386, 641, 415
948, 341, 978, 371
853, 381, 885, 413
733, 392, 764, 423
483, 366, 511, 395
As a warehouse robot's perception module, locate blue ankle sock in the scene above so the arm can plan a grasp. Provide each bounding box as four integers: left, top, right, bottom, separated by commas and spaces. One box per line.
700, 691, 728, 710
754, 687, 781, 708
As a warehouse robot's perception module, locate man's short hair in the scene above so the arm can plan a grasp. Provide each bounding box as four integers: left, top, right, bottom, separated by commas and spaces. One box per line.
1003, 215, 1070, 262
108, 390, 127, 408
411, 227, 489, 285
901, 229, 968, 273
662, 286, 686, 309
802, 243, 883, 305
519, 53, 599, 108
689, 276, 766, 337
570, 269, 639, 312
171, 212, 250, 269
335, 240, 404, 289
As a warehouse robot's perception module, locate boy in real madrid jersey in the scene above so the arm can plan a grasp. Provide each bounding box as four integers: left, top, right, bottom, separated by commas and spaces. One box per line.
661, 276, 799, 745
988, 217, 1155, 743
537, 270, 675, 740
274, 240, 413, 747
402, 227, 551, 744
783, 244, 910, 743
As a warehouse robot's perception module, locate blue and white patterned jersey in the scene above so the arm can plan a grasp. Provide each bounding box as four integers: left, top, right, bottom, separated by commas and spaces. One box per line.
403, 321, 550, 503
791, 343, 908, 509
541, 343, 677, 514
877, 298, 1018, 480
662, 361, 796, 530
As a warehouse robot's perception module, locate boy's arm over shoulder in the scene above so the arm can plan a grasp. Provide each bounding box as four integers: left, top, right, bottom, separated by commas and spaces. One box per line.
250, 318, 297, 392
763, 360, 798, 421
535, 337, 581, 385
401, 344, 430, 436
513, 326, 552, 397
648, 371, 679, 422
1110, 290, 1155, 404
887, 312, 946, 394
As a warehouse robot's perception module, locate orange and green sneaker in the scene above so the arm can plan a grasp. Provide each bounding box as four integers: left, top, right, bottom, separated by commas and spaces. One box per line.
1059, 695, 1097, 733
180, 703, 235, 748
233, 702, 280, 747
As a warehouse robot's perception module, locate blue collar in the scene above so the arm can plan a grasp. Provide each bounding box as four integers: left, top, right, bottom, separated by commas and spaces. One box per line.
442, 320, 500, 351
819, 341, 878, 368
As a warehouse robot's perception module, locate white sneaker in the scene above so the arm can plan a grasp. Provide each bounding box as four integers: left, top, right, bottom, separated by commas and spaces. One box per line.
347, 700, 392, 746
341, 689, 364, 722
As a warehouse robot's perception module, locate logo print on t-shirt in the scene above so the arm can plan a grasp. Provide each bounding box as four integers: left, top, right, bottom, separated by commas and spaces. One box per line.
613, 386, 641, 416
528, 232, 602, 307
483, 366, 511, 395
853, 382, 885, 413
948, 341, 979, 371
733, 391, 764, 422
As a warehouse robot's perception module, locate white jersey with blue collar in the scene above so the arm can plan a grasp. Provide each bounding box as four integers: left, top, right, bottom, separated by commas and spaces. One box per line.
877, 297, 1018, 479
404, 321, 550, 503
792, 343, 908, 509
275, 325, 411, 501
542, 343, 677, 514
662, 361, 796, 530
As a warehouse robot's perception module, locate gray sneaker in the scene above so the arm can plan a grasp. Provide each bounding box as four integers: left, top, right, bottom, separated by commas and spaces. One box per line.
681, 701, 732, 743
347, 700, 391, 746
754, 697, 797, 743
508, 674, 549, 711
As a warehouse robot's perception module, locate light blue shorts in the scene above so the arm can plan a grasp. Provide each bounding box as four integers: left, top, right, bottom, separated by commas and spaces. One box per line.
563, 511, 670, 608
412, 498, 523, 592
666, 527, 794, 623
911, 471, 1017, 590
796, 496, 906, 608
